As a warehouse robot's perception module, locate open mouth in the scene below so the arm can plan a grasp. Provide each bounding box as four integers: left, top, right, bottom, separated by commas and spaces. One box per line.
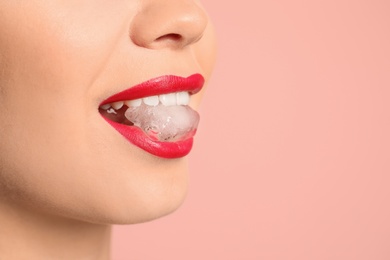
99, 74, 204, 158
99, 91, 199, 142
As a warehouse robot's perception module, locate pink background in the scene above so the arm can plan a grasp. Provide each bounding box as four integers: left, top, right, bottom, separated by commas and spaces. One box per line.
112, 1, 390, 259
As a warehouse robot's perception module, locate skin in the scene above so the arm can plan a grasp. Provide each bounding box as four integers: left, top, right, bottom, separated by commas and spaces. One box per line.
0, 0, 216, 259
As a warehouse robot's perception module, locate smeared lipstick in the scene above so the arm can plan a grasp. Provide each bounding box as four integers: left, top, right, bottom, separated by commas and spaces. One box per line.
99, 74, 204, 158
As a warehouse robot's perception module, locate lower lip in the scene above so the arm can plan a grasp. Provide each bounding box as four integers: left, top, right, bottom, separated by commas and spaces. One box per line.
103, 118, 195, 158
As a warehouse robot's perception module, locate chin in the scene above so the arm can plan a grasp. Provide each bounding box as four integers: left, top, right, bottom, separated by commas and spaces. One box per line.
110, 176, 189, 225
66, 159, 191, 225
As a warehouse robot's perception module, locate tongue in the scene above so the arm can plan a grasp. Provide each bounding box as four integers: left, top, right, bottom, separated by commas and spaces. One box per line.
124, 103, 200, 142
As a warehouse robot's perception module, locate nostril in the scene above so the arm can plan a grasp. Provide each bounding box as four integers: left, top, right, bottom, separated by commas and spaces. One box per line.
156, 33, 183, 42
151, 33, 187, 49
129, 1, 208, 50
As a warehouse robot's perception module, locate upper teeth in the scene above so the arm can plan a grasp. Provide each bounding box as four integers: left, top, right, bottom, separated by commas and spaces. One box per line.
100, 91, 190, 110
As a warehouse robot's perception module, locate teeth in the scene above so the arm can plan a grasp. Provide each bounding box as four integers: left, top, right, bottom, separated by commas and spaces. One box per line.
159, 93, 177, 106
112, 101, 124, 110
176, 92, 190, 105
143, 95, 159, 106
100, 91, 191, 110
100, 104, 111, 110
125, 98, 142, 107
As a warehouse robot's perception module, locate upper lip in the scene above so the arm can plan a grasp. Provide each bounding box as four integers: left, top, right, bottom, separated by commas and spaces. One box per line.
100, 74, 205, 106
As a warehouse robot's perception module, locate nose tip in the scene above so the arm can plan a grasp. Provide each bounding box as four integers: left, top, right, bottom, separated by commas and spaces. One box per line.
130, 0, 208, 50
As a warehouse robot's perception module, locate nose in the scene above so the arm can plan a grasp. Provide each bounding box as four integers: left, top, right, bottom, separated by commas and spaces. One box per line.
130, 0, 208, 50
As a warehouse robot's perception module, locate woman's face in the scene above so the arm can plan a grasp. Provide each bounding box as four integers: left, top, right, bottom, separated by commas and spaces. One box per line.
0, 0, 216, 223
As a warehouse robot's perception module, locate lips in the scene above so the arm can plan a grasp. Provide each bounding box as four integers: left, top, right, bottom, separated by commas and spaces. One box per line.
99, 74, 204, 158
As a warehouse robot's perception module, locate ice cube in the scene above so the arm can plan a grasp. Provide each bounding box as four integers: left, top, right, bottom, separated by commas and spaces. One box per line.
124, 103, 199, 142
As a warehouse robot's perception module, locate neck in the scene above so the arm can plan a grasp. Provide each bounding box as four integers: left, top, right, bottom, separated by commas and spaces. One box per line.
0, 200, 111, 260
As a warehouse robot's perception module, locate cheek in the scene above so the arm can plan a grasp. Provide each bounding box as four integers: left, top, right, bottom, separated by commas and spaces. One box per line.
0, 0, 136, 95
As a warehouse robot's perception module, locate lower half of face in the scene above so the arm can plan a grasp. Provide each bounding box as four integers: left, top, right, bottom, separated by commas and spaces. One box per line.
0, 0, 216, 224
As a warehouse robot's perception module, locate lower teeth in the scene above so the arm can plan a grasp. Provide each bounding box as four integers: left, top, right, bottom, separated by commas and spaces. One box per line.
124, 103, 199, 142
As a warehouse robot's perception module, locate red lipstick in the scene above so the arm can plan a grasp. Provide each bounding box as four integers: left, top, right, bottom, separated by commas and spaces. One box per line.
100, 74, 204, 105
100, 74, 204, 158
